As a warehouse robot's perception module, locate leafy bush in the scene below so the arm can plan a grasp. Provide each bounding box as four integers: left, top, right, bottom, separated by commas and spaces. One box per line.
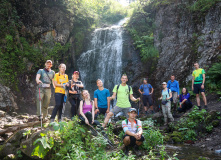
206, 63, 221, 94
126, 1, 159, 62
189, 0, 219, 13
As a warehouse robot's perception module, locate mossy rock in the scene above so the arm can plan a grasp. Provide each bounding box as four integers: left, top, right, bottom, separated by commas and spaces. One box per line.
172, 136, 182, 143
171, 131, 182, 138
212, 120, 219, 127
163, 134, 171, 142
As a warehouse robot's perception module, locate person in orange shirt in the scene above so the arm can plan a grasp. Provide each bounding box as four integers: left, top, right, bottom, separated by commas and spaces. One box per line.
50, 63, 69, 122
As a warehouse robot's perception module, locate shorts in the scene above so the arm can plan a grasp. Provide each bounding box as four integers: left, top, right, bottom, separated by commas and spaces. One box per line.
171, 92, 178, 103
98, 107, 107, 115
123, 134, 145, 146
194, 83, 205, 94
142, 95, 152, 106
111, 106, 131, 118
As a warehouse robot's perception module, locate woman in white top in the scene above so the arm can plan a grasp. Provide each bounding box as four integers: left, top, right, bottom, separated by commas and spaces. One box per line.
159, 82, 174, 125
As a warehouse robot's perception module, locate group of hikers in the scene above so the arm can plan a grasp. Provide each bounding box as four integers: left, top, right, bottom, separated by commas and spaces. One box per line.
36, 60, 208, 156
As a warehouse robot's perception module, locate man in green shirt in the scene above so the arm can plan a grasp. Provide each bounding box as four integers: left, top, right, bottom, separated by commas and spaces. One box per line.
102, 74, 140, 128
192, 62, 207, 110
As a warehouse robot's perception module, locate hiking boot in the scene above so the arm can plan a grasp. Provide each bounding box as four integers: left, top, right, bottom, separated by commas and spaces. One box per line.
145, 111, 148, 116
38, 115, 42, 121
133, 145, 142, 157
124, 146, 129, 156
198, 106, 202, 110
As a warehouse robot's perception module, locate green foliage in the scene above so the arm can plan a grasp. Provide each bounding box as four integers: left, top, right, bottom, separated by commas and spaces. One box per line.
206, 63, 221, 94
142, 120, 164, 150
172, 106, 220, 141
189, 0, 219, 13
32, 116, 177, 159
32, 133, 54, 158
16, 149, 23, 158
126, 1, 159, 62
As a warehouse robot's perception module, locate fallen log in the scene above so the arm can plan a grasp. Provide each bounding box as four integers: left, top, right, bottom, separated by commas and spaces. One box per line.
0, 121, 46, 135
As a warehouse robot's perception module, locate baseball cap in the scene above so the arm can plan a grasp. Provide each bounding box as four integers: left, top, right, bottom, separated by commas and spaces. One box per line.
128, 108, 137, 113
46, 60, 52, 64
73, 71, 79, 75
162, 82, 167, 85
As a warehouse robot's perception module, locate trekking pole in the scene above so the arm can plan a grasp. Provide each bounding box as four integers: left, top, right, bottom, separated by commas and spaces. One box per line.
38, 84, 42, 130
88, 124, 114, 148
137, 100, 140, 118
111, 100, 115, 122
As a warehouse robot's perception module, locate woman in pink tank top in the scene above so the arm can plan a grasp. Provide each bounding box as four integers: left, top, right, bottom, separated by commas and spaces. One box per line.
79, 90, 103, 128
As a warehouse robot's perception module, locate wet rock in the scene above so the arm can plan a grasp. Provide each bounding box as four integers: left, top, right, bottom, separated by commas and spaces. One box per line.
0, 110, 6, 117
0, 143, 17, 159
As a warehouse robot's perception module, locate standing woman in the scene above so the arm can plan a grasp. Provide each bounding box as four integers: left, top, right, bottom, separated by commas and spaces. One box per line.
159, 82, 174, 125
50, 63, 69, 122
68, 71, 84, 119
79, 90, 103, 130
178, 88, 193, 112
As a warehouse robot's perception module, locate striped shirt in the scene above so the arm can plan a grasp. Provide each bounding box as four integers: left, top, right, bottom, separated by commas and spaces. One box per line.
122, 119, 142, 134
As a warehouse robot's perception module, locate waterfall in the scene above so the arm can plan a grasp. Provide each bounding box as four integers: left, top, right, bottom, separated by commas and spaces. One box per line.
77, 19, 127, 97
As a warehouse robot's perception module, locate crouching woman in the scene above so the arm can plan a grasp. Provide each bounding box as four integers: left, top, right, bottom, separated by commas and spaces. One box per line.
122, 108, 144, 156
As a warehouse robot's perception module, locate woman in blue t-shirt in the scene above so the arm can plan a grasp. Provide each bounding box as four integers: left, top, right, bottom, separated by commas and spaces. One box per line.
178, 88, 193, 112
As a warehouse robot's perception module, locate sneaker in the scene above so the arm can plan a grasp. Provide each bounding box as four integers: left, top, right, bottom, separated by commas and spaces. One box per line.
198, 106, 202, 110
133, 145, 142, 157
124, 146, 129, 156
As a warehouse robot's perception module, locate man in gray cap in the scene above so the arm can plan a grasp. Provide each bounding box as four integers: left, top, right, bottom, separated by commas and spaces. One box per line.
122, 108, 144, 156
36, 60, 55, 121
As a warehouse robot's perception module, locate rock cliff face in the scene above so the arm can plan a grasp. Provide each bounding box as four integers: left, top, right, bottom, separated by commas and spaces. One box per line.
5, 1, 74, 112
153, 1, 221, 89
14, 0, 73, 44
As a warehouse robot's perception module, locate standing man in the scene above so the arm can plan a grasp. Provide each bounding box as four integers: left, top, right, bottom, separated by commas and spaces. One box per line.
94, 79, 110, 116
167, 75, 179, 112
102, 74, 140, 128
192, 62, 207, 110
68, 71, 84, 119
122, 108, 144, 156
36, 60, 55, 120
138, 78, 154, 115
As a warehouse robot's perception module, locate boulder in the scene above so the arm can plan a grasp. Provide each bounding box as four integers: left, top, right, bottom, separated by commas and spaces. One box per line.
0, 84, 18, 112
21, 128, 51, 159
0, 110, 6, 117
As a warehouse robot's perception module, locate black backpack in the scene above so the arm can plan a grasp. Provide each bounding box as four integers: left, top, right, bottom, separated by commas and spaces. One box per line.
116, 84, 132, 100
124, 119, 139, 133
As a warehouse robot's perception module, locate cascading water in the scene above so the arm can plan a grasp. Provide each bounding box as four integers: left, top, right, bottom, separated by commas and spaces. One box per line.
77, 19, 127, 97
